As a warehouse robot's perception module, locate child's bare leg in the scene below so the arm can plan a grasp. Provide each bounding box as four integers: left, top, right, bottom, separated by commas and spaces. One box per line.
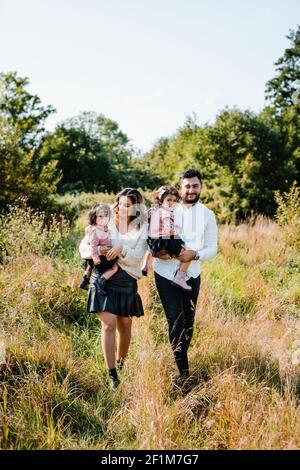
171, 248, 192, 291
178, 261, 190, 273
101, 263, 118, 281
141, 251, 152, 273
85, 264, 92, 278
177, 246, 193, 272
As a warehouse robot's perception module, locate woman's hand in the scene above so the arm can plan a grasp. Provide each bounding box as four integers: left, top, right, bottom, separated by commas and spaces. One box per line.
98, 245, 112, 256
106, 245, 123, 261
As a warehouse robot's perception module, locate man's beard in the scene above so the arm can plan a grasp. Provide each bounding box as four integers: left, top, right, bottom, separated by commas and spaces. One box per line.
182, 193, 200, 204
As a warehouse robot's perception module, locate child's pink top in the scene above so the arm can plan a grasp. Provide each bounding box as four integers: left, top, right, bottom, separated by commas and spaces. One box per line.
147, 207, 182, 238
86, 225, 112, 263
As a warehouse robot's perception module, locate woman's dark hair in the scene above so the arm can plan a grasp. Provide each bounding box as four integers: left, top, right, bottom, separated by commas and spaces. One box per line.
155, 186, 181, 204
181, 168, 202, 184
114, 187, 146, 230
89, 203, 112, 226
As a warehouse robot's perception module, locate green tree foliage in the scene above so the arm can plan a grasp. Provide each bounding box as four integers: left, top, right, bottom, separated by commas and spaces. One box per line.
141, 117, 216, 187
140, 27, 300, 221
0, 71, 55, 149
265, 26, 300, 112
41, 112, 162, 194
205, 109, 296, 220
265, 25, 300, 185
141, 109, 297, 221
40, 123, 114, 194
0, 72, 59, 211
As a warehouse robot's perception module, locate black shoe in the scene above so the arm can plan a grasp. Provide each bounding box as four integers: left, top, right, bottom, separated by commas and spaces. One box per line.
172, 371, 192, 392
95, 276, 107, 295
108, 368, 120, 390
79, 275, 90, 290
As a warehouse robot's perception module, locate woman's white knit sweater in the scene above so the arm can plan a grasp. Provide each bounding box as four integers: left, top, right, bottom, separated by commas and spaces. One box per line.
108, 220, 148, 280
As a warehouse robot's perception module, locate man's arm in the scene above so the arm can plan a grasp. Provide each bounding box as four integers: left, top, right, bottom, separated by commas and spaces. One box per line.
178, 210, 218, 263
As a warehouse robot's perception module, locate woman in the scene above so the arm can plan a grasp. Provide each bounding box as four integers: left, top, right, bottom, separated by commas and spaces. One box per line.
87, 188, 148, 389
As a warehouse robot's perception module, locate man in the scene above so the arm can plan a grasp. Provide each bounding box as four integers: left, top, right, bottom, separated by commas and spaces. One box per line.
152, 168, 218, 385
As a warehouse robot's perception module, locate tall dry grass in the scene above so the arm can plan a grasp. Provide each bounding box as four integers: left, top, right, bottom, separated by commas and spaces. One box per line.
1, 187, 300, 449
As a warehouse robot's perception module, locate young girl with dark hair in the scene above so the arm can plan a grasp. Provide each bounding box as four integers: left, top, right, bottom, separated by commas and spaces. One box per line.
79, 203, 118, 293
141, 186, 193, 291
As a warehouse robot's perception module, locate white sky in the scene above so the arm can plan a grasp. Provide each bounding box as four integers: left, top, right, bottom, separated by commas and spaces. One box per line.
0, 0, 299, 152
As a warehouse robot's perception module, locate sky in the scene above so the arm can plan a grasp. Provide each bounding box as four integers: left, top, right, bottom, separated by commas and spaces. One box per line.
0, 0, 299, 152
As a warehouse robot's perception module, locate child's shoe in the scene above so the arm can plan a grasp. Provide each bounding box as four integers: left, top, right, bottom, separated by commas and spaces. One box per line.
171, 270, 192, 291
79, 275, 90, 290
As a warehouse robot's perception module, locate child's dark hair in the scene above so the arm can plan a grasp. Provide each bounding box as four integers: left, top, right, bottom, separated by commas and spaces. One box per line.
155, 186, 181, 205
89, 204, 112, 225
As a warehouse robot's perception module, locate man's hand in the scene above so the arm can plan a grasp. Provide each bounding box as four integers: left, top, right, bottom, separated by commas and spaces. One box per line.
177, 249, 196, 263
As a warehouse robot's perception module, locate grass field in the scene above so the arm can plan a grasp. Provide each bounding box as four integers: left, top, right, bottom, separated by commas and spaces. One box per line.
0, 195, 300, 449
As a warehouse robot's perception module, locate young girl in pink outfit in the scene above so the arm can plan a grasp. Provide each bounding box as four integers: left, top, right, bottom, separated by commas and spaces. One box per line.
141, 186, 192, 291
79, 204, 118, 292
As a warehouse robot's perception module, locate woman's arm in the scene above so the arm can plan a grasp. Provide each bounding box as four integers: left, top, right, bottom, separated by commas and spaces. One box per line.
118, 226, 148, 266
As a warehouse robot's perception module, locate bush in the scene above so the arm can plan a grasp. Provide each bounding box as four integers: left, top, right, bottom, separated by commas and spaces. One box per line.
0, 198, 69, 263
275, 182, 300, 251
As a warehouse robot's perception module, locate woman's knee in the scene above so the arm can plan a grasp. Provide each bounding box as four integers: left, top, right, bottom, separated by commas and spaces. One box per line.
102, 321, 116, 333
117, 317, 132, 334
99, 312, 117, 333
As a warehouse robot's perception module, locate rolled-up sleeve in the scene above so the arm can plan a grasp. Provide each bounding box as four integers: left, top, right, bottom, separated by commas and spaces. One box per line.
199, 211, 218, 262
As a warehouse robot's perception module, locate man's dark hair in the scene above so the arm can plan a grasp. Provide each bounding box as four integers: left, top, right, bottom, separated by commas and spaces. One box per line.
181, 168, 202, 184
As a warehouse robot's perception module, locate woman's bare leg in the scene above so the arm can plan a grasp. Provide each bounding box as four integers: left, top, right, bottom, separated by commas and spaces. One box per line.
116, 316, 132, 361
98, 311, 117, 369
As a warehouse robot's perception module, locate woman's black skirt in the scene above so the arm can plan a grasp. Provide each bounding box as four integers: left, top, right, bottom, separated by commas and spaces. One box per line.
87, 265, 144, 317
147, 236, 184, 257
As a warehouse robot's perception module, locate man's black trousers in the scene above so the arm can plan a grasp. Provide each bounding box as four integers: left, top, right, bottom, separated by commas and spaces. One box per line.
154, 271, 201, 374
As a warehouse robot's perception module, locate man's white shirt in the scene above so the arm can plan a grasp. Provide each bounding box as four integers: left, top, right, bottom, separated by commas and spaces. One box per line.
152, 202, 218, 281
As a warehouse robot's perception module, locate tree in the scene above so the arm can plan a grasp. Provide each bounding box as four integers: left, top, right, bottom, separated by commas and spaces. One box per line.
265, 26, 300, 184
40, 124, 114, 194
205, 109, 297, 219
0, 72, 59, 211
61, 112, 132, 171
0, 117, 60, 210
0, 72, 55, 149
41, 112, 162, 194
265, 26, 300, 112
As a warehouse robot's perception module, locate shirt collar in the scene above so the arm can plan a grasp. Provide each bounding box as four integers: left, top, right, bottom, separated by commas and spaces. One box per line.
181, 201, 200, 211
